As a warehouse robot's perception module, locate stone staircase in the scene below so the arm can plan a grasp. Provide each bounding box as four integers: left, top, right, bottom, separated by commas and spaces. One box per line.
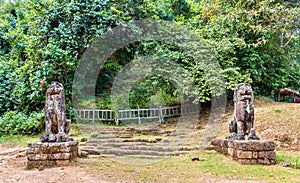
79, 125, 199, 163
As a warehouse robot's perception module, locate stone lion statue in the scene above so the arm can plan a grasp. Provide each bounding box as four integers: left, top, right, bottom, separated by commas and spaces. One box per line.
40, 82, 71, 142
227, 83, 259, 140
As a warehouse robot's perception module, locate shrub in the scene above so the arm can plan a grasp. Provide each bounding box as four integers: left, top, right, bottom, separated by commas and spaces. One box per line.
0, 111, 44, 136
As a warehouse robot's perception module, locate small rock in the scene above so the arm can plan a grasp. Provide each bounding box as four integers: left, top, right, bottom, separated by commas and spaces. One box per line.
81, 138, 88, 142
79, 150, 88, 158
192, 156, 200, 161
68, 138, 74, 142
90, 132, 98, 138
39, 166, 44, 171
79, 142, 87, 146
205, 145, 215, 151
61, 167, 64, 170
282, 162, 291, 167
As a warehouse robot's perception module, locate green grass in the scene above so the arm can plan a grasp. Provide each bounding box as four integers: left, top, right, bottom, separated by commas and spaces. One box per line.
0, 135, 40, 147
276, 152, 300, 169
184, 151, 299, 181
0, 124, 86, 147
81, 150, 300, 183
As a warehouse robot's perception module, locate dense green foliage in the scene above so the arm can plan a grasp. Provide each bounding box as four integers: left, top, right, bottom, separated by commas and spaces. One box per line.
0, 111, 44, 136
188, 0, 300, 96
0, 0, 299, 116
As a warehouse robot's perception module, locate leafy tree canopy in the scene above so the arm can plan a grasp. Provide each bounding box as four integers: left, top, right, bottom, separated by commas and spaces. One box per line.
0, 0, 299, 115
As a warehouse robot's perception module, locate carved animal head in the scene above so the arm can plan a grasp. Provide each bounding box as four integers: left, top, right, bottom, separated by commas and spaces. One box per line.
47, 82, 64, 95
233, 83, 254, 102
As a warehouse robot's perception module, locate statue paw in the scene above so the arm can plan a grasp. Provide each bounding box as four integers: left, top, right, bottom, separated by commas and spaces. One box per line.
248, 134, 260, 140
40, 134, 57, 142
40, 134, 49, 142
248, 128, 260, 140
226, 133, 240, 140
48, 134, 57, 142
56, 132, 68, 142
237, 134, 245, 140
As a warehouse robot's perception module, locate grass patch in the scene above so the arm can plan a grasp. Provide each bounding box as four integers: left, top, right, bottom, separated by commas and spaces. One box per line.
80, 151, 300, 183
0, 135, 40, 147
274, 109, 282, 113
276, 152, 300, 169
0, 124, 87, 147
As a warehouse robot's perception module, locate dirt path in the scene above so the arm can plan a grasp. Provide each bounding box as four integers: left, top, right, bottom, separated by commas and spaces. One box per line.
0, 158, 111, 183
0, 145, 268, 183
0, 145, 112, 183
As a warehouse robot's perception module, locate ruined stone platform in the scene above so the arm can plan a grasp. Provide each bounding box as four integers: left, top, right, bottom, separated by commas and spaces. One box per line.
210, 139, 276, 165
27, 141, 78, 169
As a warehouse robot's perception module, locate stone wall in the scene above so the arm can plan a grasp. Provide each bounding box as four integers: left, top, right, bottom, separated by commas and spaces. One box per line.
211, 139, 276, 165
27, 141, 78, 169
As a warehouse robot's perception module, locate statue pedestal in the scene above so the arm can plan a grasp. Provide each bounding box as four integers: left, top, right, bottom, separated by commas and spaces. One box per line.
27, 141, 78, 169
210, 139, 276, 165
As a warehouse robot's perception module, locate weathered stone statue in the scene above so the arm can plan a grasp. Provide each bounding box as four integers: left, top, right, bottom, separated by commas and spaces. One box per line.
227, 83, 259, 140
40, 82, 71, 142
208, 83, 275, 165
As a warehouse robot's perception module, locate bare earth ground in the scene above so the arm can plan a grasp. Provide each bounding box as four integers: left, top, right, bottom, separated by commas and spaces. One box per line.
0, 146, 271, 183
0, 100, 299, 183
0, 146, 267, 183
0, 146, 110, 183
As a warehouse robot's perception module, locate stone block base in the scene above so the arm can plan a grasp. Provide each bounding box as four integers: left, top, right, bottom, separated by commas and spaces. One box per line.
210, 139, 276, 165
27, 141, 78, 169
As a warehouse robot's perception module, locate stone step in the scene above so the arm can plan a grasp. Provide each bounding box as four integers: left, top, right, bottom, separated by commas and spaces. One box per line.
97, 128, 134, 132
121, 154, 167, 160
100, 142, 152, 147
87, 139, 124, 144
93, 130, 133, 134
86, 138, 163, 144
87, 154, 165, 160
162, 138, 189, 143
81, 143, 198, 152
177, 146, 199, 151
82, 148, 190, 156
167, 132, 191, 136
91, 128, 172, 136
90, 132, 133, 137
134, 129, 173, 135
90, 134, 133, 139
0, 147, 27, 156
91, 130, 170, 136
85, 138, 188, 147
80, 146, 112, 151
117, 145, 176, 152
86, 138, 193, 148
123, 138, 162, 143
